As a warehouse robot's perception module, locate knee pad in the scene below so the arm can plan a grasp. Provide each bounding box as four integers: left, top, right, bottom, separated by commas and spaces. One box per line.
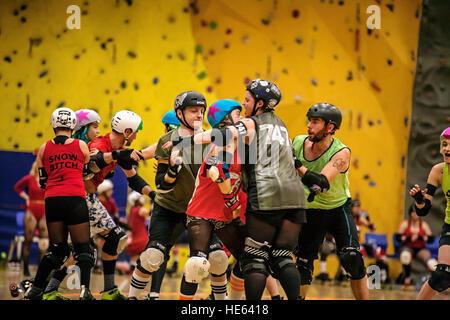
38, 238, 49, 251
339, 247, 366, 280
208, 243, 229, 277
102, 226, 127, 256
426, 258, 438, 271
138, 241, 167, 274
184, 252, 211, 284
73, 242, 95, 269
44, 242, 70, 269
400, 250, 412, 265
428, 264, 450, 292
296, 256, 313, 285
269, 247, 296, 279
239, 237, 271, 277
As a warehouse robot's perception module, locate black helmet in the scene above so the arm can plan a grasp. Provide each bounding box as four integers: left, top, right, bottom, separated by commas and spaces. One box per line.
173, 91, 206, 130
174, 91, 207, 111
306, 103, 342, 130
246, 79, 282, 111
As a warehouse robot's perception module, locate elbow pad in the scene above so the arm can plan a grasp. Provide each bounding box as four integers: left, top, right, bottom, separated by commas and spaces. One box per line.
90, 151, 108, 170
155, 163, 169, 186
426, 184, 437, 196
127, 174, 149, 194
83, 163, 94, 180
415, 199, 432, 217
38, 168, 48, 189
155, 163, 176, 193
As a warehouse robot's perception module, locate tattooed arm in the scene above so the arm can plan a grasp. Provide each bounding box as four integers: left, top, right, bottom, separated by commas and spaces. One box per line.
320, 148, 351, 183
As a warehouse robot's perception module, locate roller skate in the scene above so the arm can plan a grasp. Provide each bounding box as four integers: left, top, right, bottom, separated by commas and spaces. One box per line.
101, 286, 127, 300
10, 279, 34, 299
80, 285, 95, 300
43, 290, 70, 300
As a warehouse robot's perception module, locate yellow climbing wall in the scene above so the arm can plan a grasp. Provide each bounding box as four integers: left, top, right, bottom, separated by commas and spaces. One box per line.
0, 0, 422, 251
189, 0, 422, 252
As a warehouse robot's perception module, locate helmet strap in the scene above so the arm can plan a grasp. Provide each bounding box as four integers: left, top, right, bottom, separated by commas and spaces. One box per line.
250, 99, 263, 117
178, 108, 199, 132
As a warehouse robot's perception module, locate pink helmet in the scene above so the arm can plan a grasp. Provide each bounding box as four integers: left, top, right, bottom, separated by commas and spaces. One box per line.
441, 127, 450, 139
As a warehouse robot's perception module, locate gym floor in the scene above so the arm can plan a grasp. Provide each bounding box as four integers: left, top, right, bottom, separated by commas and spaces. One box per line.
1, 264, 449, 300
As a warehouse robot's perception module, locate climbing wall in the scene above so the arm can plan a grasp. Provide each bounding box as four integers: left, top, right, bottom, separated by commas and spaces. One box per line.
0, 0, 217, 189
0, 0, 423, 251
189, 0, 422, 250
405, 0, 450, 233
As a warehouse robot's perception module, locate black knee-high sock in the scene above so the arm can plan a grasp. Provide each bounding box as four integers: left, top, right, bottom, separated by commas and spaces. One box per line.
277, 265, 301, 300
103, 260, 117, 291
33, 257, 56, 289
149, 260, 167, 299
244, 272, 267, 300
403, 264, 411, 278
179, 275, 198, 300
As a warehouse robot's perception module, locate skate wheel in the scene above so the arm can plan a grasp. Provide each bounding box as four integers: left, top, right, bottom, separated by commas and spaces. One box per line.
9, 283, 19, 297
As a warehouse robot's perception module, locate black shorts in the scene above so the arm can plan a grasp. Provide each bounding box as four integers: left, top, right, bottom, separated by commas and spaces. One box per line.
245, 201, 307, 227
439, 223, 450, 247
297, 198, 359, 261
146, 202, 187, 255
45, 196, 89, 226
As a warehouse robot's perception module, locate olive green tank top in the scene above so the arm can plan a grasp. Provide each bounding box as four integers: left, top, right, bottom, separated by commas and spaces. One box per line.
292, 135, 351, 210
154, 129, 208, 213
442, 163, 450, 224
244, 112, 306, 211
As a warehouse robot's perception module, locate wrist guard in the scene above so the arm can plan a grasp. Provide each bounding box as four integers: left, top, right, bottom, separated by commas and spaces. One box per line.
412, 190, 424, 204
112, 149, 140, 170
415, 198, 432, 217
38, 167, 48, 189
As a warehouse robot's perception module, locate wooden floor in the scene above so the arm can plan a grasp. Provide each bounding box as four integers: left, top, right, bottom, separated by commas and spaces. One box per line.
1, 264, 449, 300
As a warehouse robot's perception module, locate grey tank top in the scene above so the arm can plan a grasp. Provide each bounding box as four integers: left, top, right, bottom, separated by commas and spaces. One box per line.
243, 112, 306, 211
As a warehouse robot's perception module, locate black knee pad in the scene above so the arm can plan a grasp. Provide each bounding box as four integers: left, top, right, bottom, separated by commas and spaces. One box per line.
44, 242, 70, 269
102, 226, 126, 256
269, 247, 296, 279
428, 264, 450, 292
73, 242, 95, 269
239, 237, 270, 277
339, 247, 366, 280
296, 256, 314, 285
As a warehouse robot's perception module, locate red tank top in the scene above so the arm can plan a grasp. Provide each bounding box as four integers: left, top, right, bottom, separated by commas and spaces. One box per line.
404, 219, 426, 249
129, 206, 148, 240
42, 139, 86, 199
88, 133, 121, 188
186, 145, 244, 222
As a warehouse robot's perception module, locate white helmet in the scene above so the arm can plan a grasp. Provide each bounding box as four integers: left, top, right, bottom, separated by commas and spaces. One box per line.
51, 107, 77, 130
74, 109, 102, 132
111, 110, 143, 134
97, 179, 113, 194
127, 191, 140, 206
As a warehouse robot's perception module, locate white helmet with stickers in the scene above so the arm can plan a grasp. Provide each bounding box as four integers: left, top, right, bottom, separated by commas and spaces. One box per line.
74, 109, 102, 132
111, 110, 143, 134
51, 107, 77, 130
